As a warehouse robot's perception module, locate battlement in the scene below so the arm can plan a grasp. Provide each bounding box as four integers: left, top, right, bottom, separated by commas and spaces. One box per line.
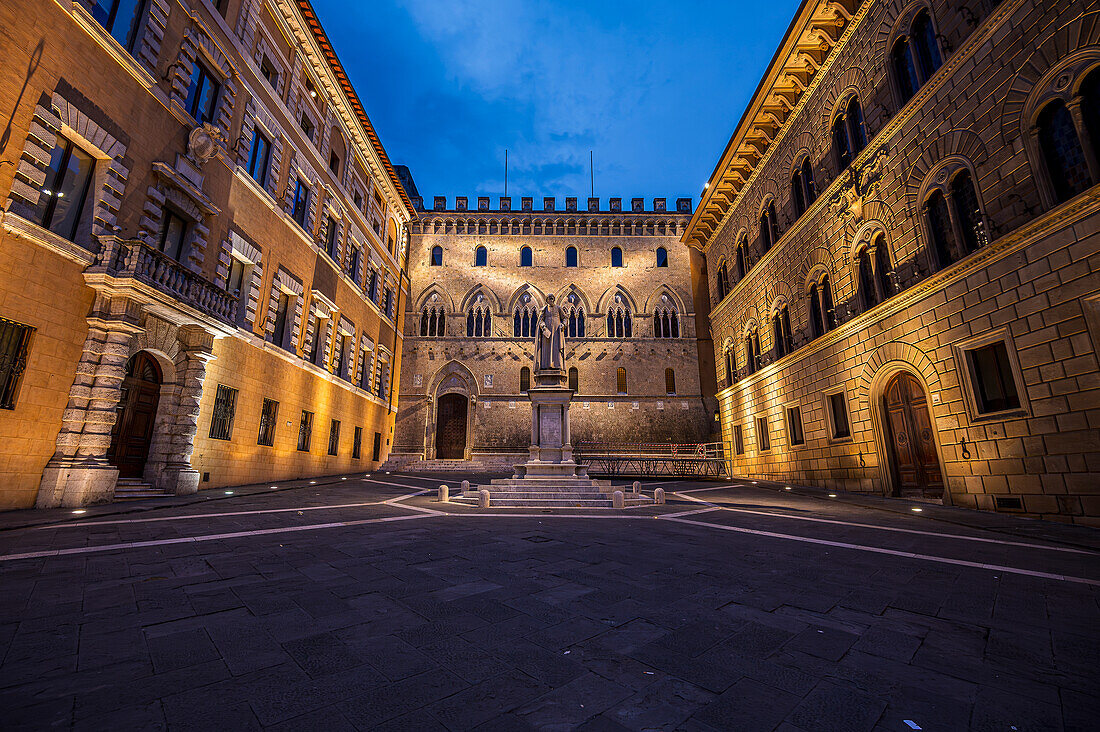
410, 195, 693, 215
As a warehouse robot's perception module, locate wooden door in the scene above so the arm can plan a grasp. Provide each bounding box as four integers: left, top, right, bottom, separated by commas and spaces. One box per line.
883, 373, 943, 496
108, 353, 162, 479
435, 393, 468, 459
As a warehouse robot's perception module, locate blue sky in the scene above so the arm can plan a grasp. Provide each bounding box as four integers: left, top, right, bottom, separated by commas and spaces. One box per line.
311, 0, 801, 204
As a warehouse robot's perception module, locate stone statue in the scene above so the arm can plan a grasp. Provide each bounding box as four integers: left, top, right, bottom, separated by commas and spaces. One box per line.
534, 294, 566, 371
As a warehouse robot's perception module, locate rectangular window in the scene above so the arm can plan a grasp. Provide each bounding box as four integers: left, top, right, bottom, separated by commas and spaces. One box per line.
247, 130, 271, 186
334, 334, 349, 379
297, 409, 313, 451
329, 151, 341, 175
372, 431, 382, 461
291, 179, 310, 226
828, 391, 851, 439
616, 367, 627, 394
309, 317, 325, 365
158, 208, 188, 261
227, 258, 248, 325
382, 287, 393, 318
0, 318, 34, 410
259, 54, 278, 89
375, 362, 386, 399
322, 215, 337, 258
352, 426, 362, 459
359, 350, 373, 390
733, 424, 745, 455
91, 0, 148, 52
367, 270, 378, 302
209, 384, 238, 440
271, 292, 290, 348
348, 248, 361, 283
34, 137, 95, 242
967, 341, 1022, 414
299, 112, 314, 141
786, 406, 805, 446
756, 416, 770, 451
185, 60, 220, 125
257, 398, 278, 446
328, 419, 340, 456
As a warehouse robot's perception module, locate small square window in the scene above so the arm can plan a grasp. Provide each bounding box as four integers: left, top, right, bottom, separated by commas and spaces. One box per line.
756, 416, 770, 451
786, 406, 805, 446
967, 341, 1021, 414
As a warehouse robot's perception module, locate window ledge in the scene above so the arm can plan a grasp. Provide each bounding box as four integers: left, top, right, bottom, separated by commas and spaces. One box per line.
0, 211, 96, 266
827, 436, 854, 445
970, 408, 1029, 423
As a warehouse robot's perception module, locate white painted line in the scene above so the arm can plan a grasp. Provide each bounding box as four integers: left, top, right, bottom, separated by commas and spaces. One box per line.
659, 516, 1100, 587
37, 501, 392, 529
671, 490, 1095, 555
0, 513, 433, 563
674, 484, 744, 494
659, 507, 724, 519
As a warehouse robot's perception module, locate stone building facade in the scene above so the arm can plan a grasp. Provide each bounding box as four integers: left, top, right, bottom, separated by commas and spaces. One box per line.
387, 195, 717, 470
0, 0, 414, 508
686, 0, 1100, 523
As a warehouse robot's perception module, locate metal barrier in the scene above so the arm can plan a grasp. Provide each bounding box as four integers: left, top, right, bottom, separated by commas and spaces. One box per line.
574, 441, 727, 478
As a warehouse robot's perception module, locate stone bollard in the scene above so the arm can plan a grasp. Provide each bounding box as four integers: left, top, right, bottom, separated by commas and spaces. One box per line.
438, 484, 449, 502
461, 480, 470, 494
654, 487, 666, 505
632, 481, 641, 494
478, 488, 491, 508
612, 490, 625, 509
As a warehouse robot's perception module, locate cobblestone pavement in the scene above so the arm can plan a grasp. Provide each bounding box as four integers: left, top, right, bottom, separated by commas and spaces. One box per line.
0, 473, 1097, 731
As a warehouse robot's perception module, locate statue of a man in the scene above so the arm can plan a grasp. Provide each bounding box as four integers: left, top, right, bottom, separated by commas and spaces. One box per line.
534, 294, 566, 371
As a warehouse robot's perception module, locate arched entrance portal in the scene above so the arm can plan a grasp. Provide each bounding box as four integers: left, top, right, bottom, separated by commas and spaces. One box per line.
107, 352, 162, 479
882, 372, 943, 498
435, 393, 469, 459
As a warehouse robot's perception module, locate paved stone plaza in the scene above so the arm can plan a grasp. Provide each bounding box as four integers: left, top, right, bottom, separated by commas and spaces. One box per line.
0, 473, 1097, 731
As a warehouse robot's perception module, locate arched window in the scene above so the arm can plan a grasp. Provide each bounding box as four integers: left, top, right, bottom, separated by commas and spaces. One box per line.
791, 158, 816, 218
808, 275, 834, 339
420, 306, 446, 337
717, 262, 730, 300
606, 301, 633, 338
568, 366, 579, 392
925, 188, 955, 267
833, 96, 866, 172
611, 247, 623, 267
466, 302, 492, 337
760, 201, 779, 252
873, 234, 894, 300
1038, 99, 1092, 204
951, 170, 982, 256
653, 304, 679, 338
520, 246, 533, 267
923, 168, 987, 270
566, 246, 578, 267
665, 368, 676, 395
735, 237, 748, 281
857, 248, 879, 311
892, 11, 942, 106
744, 328, 760, 375
519, 366, 530, 393
430, 245, 443, 266
474, 246, 487, 266
616, 367, 627, 394
513, 302, 537, 337
725, 346, 737, 384
656, 247, 668, 267
566, 305, 586, 338
772, 305, 792, 358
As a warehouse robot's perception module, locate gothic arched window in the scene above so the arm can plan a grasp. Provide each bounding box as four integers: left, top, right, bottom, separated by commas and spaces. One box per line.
791, 157, 816, 218
520, 246, 533, 267
951, 170, 982, 256
725, 346, 737, 384
665, 368, 676, 395
420, 306, 445, 337
892, 10, 942, 106
744, 328, 760, 375
466, 302, 491, 337
513, 302, 537, 338
925, 188, 955, 267
857, 248, 879, 311
656, 247, 668, 267
760, 201, 779, 252
772, 305, 792, 358
923, 167, 987, 271
430, 245, 443, 266
653, 304, 679, 339
833, 96, 866, 172
606, 301, 633, 338
566, 305, 586, 338
611, 247, 623, 267
717, 262, 730, 300
808, 274, 834, 339
474, 246, 487, 266
736, 237, 748, 281
519, 366, 530, 393
566, 246, 578, 267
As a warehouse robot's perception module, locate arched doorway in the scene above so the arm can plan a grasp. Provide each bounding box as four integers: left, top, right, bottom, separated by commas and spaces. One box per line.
882, 372, 943, 498
107, 352, 162, 479
435, 393, 468, 459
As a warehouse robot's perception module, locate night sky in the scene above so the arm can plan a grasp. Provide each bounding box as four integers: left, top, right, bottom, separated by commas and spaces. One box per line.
311, 0, 801, 204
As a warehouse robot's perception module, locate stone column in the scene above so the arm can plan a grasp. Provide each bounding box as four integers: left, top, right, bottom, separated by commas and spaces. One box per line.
160, 325, 215, 496
38, 296, 144, 508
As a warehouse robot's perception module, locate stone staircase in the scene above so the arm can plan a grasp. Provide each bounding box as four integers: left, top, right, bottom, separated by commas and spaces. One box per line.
379, 452, 524, 474
113, 479, 170, 501
451, 477, 653, 508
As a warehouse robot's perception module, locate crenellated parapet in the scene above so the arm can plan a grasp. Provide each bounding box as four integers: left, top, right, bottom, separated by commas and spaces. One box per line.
411, 195, 692, 215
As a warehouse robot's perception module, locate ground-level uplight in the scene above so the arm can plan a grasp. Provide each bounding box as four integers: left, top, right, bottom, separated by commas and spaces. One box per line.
828, 493, 837, 498
341, 477, 347, 480
784, 486, 792, 491
72, 509, 86, 514
270, 486, 278, 489
911, 507, 923, 512
309, 481, 316, 485
224, 491, 234, 495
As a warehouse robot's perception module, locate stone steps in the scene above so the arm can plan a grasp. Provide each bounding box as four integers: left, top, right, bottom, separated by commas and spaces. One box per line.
114, 480, 169, 500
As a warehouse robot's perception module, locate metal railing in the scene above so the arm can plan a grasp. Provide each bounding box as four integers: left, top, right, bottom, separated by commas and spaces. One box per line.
574, 441, 727, 478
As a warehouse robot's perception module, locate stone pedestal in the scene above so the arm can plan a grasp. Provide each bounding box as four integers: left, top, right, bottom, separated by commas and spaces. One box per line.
514, 368, 586, 480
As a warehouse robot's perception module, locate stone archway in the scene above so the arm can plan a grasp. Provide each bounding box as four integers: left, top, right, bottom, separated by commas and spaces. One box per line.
424, 361, 478, 460
435, 393, 469, 459
107, 352, 163, 480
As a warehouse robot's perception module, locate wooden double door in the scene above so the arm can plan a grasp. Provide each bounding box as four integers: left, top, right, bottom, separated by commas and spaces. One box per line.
435, 393, 468, 459
107, 352, 162, 479
882, 372, 943, 497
